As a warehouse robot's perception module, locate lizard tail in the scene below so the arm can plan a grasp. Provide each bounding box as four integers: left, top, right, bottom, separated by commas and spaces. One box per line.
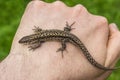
76, 39, 120, 71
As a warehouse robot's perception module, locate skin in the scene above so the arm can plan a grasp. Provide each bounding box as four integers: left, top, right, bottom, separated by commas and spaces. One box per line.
0, 0, 120, 80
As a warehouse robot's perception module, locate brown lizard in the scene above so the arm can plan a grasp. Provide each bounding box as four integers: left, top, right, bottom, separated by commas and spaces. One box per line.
19, 22, 120, 71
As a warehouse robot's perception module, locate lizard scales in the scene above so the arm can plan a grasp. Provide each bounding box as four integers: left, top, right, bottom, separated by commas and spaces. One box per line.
19, 22, 119, 71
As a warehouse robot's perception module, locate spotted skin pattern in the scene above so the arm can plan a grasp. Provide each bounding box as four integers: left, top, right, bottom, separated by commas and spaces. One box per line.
19, 22, 120, 70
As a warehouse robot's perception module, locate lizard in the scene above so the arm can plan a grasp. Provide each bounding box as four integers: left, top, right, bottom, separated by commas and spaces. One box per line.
19, 22, 120, 71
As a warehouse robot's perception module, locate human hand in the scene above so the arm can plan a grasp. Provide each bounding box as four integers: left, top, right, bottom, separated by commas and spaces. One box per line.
0, 1, 120, 80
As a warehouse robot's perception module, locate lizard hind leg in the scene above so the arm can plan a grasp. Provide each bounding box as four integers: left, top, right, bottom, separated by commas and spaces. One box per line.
56, 39, 68, 57
64, 21, 76, 32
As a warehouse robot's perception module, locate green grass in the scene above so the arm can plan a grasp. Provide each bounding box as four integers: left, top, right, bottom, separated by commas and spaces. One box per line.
0, 0, 120, 80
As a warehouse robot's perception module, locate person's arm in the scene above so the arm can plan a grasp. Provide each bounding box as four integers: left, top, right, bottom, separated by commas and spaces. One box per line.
0, 1, 120, 80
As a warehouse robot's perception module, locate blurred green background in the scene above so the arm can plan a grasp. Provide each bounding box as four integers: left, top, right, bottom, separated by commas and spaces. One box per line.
0, 0, 120, 80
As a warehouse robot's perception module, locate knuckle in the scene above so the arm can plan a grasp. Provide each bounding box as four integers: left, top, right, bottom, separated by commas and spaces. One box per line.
74, 4, 88, 13
73, 4, 88, 16
93, 16, 108, 30
28, 0, 46, 8
52, 1, 66, 7
73, 5, 82, 12
26, 1, 33, 7
72, 4, 89, 18
97, 16, 108, 25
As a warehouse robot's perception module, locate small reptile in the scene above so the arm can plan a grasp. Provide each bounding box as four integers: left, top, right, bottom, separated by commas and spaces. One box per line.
19, 22, 120, 71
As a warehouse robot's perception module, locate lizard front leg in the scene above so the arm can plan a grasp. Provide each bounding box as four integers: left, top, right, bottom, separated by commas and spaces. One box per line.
64, 21, 75, 32
32, 26, 42, 33
28, 41, 44, 50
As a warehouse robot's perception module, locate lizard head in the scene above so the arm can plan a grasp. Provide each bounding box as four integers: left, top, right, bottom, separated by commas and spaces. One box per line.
19, 35, 36, 44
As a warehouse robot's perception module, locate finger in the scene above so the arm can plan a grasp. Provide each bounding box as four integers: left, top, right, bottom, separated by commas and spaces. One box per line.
105, 23, 120, 67
109, 23, 119, 35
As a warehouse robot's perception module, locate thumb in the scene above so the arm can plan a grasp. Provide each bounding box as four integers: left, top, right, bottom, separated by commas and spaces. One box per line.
109, 23, 119, 35
105, 23, 120, 67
